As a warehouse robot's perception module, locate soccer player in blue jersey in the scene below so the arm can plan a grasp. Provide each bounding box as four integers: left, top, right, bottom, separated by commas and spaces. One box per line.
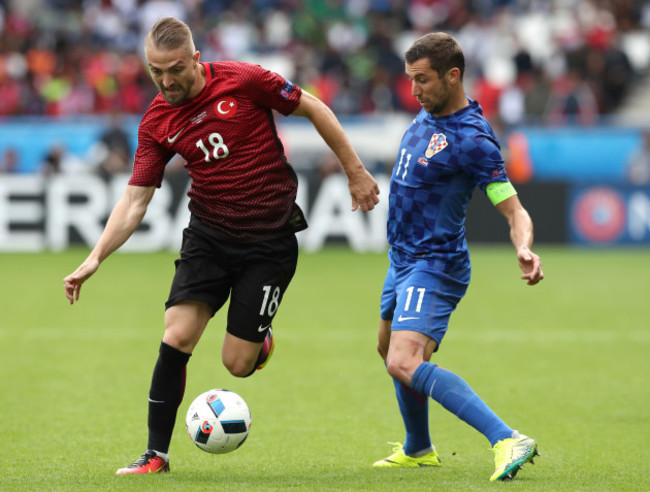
373, 33, 544, 481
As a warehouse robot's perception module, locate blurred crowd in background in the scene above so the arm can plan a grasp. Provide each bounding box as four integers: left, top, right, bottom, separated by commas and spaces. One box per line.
0, 0, 648, 127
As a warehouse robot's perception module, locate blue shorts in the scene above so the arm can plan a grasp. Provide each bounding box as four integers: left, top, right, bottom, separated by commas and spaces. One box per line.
380, 249, 471, 349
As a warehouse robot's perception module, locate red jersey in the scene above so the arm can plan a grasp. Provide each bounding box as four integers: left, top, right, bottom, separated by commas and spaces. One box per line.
130, 61, 307, 242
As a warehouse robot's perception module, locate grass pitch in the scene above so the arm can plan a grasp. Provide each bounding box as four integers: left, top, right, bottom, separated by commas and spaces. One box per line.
0, 246, 649, 491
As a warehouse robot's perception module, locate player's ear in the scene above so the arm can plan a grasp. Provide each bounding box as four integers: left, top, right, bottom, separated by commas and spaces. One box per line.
446, 67, 461, 85
193, 50, 201, 65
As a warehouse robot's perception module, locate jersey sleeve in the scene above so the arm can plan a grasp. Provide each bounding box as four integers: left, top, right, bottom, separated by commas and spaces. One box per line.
129, 118, 175, 188
458, 133, 509, 192
240, 63, 302, 116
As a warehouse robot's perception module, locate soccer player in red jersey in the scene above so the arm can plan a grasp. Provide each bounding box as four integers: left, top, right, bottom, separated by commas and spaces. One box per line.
63, 17, 380, 475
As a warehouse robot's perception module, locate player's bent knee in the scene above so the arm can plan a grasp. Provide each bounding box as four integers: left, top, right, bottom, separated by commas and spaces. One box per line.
162, 331, 196, 353
385, 356, 415, 385
222, 357, 255, 378
385, 359, 401, 380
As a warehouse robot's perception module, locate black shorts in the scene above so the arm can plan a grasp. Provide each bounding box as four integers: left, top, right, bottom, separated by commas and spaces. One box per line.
166, 217, 299, 343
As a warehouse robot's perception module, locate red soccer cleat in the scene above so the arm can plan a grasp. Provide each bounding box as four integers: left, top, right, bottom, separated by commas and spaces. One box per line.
256, 327, 274, 371
115, 450, 169, 475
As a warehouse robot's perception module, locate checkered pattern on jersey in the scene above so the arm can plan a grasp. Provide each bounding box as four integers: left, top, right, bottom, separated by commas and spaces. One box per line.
387, 101, 508, 270
130, 62, 306, 242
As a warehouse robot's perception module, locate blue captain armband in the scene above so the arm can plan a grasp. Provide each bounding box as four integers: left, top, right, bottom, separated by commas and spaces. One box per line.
486, 180, 517, 205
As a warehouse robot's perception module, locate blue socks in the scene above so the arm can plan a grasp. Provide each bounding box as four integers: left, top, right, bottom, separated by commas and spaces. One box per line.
392, 378, 432, 455
410, 362, 513, 446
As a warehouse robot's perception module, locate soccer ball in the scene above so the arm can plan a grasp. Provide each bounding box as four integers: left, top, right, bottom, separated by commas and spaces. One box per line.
185, 389, 252, 454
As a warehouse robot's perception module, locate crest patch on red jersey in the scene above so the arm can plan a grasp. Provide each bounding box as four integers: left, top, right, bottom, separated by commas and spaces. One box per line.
215, 97, 238, 119
280, 79, 294, 99
425, 133, 448, 158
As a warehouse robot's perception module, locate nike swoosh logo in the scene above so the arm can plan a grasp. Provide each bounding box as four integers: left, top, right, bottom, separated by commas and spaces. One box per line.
167, 128, 184, 143
148, 398, 165, 404
258, 324, 272, 332
397, 315, 419, 322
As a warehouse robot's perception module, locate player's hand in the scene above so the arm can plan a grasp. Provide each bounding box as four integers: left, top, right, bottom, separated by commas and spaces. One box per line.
63, 259, 100, 305
349, 168, 380, 212
517, 248, 544, 286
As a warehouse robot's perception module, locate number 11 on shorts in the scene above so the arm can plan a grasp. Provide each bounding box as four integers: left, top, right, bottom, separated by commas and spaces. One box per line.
404, 286, 425, 313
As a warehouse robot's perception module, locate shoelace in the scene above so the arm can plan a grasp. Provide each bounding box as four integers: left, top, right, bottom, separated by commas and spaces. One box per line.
387, 441, 404, 454
493, 440, 514, 461
130, 451, 158, 467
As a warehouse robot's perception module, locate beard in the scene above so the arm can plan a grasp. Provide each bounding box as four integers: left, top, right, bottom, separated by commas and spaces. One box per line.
424, 80, 452, 115
159, 81, 192, 105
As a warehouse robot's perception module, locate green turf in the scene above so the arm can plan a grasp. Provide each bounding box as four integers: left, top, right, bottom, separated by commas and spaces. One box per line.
1, 246, 649, 491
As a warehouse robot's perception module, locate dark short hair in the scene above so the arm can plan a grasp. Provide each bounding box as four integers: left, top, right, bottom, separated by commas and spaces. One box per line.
405, 33, 465, 80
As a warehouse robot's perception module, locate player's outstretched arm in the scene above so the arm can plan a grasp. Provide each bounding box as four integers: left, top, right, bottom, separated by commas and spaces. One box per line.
63, 185, 156, 304
495, 195, 544, 286
292, 90, 380, 212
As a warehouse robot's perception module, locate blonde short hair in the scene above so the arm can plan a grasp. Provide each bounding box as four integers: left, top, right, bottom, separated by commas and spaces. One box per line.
146, 17, 195, 55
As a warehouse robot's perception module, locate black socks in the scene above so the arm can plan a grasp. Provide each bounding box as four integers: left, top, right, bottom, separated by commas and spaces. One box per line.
147, 341, 191, 453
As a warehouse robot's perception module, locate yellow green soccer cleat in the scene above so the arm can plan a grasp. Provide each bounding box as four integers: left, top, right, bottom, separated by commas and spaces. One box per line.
373, 442, 441, 468
490, 432, 539, 481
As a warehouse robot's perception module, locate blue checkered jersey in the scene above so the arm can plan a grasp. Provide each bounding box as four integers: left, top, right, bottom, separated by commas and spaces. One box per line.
387, 99, 508, 270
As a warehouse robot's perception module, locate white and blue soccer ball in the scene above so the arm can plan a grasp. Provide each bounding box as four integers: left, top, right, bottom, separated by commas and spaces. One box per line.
185, 389, 252, 454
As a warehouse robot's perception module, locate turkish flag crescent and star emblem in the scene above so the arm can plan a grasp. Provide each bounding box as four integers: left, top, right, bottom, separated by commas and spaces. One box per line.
215, 97, 238, 119
425, 133, 448, 158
